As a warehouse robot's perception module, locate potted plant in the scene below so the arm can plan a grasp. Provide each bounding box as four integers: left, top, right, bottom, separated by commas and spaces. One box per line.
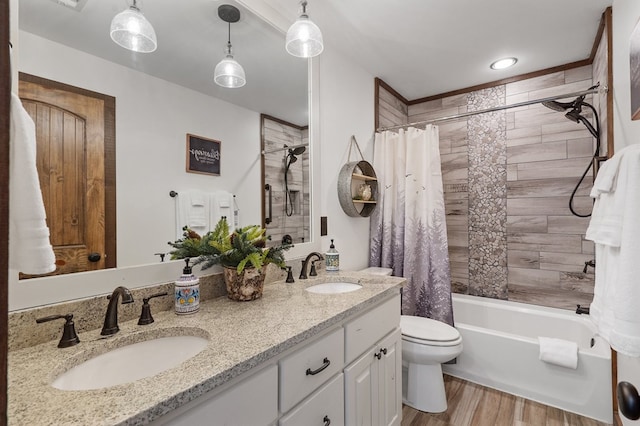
168, 218, 291, 301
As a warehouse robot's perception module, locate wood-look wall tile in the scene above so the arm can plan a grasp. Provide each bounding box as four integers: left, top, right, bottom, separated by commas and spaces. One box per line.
380, 87, 408, 115
508, 232, 582, 253
446, 215, 469, 231
507, 196, 592, 216
443, 167, 469, 183
567, 137, 596, 158
507, 125, 541, 140
407, 98, 443, 116
508, 284, 594, 310
448, 230, 469, 248
409, 106, 461, 123
507, 177, 589, 198
539, 251, 597, 273
508, 249, 540, 269
559, 272, 594, 294
582, 239, 595, 254
516, 157, 594, 180
514, 107, 567, 128
541, 128, 592, 143
547, 215, 591, 234
507, 140, 566, 164
506, 215, 547, 233
442, 93, 468, 108
528, 79, 593, 104
506, 71, 565, 96
508, 267, 560, 288
564, 65, 593, 83
507, 164, 518, 181
506, 135, 543, 147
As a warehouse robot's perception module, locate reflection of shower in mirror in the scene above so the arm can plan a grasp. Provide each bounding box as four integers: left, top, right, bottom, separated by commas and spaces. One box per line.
260, 115, 310, 248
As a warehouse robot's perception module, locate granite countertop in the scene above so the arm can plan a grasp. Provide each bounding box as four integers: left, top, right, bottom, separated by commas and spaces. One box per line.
8, 272, 404, 426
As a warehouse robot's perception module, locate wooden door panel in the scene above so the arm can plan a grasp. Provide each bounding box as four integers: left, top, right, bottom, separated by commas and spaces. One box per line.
19, 79, 105, 276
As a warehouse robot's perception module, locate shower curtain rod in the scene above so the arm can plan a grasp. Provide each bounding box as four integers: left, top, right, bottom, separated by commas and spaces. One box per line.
261, 142, 309, 155
376, 86, 606, 132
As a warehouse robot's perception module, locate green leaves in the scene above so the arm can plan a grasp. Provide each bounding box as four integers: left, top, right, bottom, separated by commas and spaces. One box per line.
168, 218, 292, 273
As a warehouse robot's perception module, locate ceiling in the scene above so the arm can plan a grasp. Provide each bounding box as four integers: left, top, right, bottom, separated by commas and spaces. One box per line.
264, 0, 614, 100
19, 0, 613, 119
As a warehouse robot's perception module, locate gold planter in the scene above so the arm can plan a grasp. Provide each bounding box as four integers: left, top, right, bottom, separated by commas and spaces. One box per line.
223, 266, 266, 301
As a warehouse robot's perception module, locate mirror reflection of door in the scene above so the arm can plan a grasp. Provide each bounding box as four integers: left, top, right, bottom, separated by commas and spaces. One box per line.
260, 114, 310, 248
18, 74, 116, 278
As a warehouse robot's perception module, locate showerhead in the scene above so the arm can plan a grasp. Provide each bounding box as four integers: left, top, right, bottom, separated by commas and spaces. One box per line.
289, 146, 306, 156
541, 99, 577, 112
287, 155, 298, 164
564, 109, 582, 123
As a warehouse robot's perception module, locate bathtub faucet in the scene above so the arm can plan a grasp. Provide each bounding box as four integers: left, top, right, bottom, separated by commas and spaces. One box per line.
583, 259, 595, 273
576, 304, 590, 315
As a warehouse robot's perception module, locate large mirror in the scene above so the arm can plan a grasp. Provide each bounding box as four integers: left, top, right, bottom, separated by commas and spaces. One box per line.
11, 0, 315, 309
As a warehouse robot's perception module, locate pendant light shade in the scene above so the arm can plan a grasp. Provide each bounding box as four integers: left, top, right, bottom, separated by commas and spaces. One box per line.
214, 5, 246, 89
214, 44, 246, 88
110, 0, 157, 53
286, 1, 323, 58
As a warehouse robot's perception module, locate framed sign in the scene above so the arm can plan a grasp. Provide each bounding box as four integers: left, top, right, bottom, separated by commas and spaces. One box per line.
631, 17, 640, 120
186, 134, 221, 176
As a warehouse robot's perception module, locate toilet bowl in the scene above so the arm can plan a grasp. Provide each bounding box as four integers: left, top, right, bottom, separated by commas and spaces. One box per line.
401, 315, 462, 413
359, 267, 463, 413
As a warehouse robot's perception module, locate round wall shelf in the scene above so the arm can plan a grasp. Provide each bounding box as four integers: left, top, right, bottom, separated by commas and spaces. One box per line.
337, 161, 378, 217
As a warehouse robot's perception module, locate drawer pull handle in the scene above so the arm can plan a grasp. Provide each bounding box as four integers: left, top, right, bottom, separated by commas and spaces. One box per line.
323, 415, 331, 426
380, 347, 387, 355
306, 357, 330, 376
374, 351, 382, 360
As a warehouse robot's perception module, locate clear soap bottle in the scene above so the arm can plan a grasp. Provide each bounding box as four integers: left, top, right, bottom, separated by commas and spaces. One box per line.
325, 239, 340, 272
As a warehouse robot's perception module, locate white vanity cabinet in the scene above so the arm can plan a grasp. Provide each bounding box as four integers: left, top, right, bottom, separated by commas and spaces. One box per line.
153, 292, 401, 426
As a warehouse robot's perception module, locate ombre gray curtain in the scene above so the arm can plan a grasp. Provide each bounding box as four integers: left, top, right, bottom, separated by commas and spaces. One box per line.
369, 126, 453, 325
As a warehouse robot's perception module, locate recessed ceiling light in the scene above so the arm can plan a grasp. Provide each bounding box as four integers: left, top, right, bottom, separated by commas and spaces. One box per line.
490, 57, 518, 70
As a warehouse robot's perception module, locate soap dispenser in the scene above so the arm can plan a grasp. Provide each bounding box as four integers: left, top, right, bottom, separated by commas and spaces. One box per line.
175, 258, 200, 315
325, 239, 339, 272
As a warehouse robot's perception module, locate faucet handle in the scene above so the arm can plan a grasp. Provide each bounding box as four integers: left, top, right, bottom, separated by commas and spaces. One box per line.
299, 260, 308, 279
310, 261, 318, 277
36, 313, 80, 348
286, 266, 295, 283
138, 292, 169, 325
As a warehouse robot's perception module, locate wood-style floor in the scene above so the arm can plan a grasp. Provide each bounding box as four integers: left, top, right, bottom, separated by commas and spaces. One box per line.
401, 375, 622, 426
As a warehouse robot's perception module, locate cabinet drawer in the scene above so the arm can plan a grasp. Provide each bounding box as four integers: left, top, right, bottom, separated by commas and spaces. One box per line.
279, 327, 344, 413
344, 294, 400, 364
279, 373, 344, 426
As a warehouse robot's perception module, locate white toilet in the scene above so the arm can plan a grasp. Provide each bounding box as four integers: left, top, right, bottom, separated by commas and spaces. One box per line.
360, 267, 463, 413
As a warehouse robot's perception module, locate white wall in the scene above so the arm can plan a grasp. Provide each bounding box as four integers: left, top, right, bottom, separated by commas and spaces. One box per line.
18, 31, 263, 268
317, 47, 375, 271
612, 1, 640, 423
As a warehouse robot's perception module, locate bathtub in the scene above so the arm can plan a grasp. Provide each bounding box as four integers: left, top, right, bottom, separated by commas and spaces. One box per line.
442, 293, 612, 423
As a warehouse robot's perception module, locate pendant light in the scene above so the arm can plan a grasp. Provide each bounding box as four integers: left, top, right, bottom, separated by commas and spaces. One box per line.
285, 0, 323, 58
110, 0, 157, 53
214, 5, 246, 89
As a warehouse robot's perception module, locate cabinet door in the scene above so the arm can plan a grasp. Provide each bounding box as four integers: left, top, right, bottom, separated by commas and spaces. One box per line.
344, 347, 379, 426
377, 328, 402, 426
153, 364, 278, 426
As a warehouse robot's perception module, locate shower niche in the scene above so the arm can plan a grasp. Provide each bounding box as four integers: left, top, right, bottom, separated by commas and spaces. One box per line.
260, 114, 310, 247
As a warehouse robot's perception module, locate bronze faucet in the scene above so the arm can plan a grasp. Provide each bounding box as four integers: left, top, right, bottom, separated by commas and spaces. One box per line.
101, 286, 134, 336
300, 252, 324, 279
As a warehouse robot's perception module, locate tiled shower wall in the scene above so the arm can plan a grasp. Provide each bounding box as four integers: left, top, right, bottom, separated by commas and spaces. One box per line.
377, 65, 599, 310
262, 116, 310, 246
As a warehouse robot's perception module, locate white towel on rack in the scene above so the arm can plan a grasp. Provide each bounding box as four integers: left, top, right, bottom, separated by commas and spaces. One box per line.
210, 191, 235, 229
585, 144, 640, 356
9, 93, 56, 274
175, 190, 210, 239
538, 337, 578, 369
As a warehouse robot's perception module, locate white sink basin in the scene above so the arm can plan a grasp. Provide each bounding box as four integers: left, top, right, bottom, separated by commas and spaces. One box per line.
52, 335, 208, 391
306, 282, 363, 294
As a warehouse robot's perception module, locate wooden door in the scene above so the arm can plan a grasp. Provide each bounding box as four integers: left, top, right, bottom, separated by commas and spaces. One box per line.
18, 77, 115, 275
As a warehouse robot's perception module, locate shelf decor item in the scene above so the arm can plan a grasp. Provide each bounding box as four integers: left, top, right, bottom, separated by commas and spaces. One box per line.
338, 136, 378, 217
168, 218, 291, 301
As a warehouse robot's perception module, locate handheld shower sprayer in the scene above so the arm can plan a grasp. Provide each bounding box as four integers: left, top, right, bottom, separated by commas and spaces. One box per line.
541, 84, 601, 218
283, 145, 307, 216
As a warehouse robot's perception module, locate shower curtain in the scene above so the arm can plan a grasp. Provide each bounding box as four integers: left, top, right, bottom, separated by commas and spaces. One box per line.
369, 126, 453, 325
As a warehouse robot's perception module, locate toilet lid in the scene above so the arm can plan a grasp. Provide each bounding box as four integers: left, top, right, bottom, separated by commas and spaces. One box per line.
400, 315, 460, 343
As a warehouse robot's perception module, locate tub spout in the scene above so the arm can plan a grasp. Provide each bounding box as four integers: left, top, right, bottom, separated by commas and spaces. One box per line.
576, 304, 590, 315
